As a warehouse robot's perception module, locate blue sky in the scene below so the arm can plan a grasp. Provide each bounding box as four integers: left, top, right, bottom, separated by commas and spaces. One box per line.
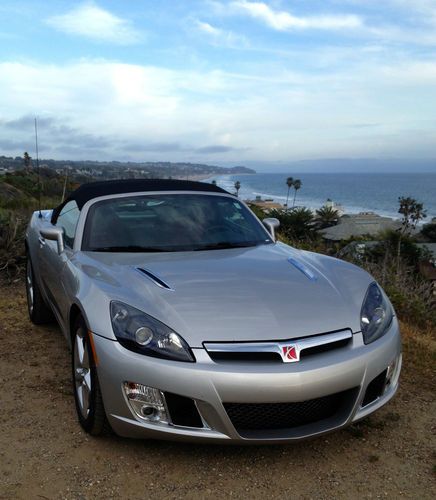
0, 0, 436, 167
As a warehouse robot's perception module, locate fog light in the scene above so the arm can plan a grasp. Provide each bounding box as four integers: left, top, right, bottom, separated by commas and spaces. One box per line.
385, 354, 402, 392
141, 405, 156, 417
123, 382, 168, 423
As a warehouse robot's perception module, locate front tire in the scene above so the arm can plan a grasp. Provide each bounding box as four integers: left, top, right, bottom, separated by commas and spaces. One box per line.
72, 318, 110, 436
26, 255, 53, 324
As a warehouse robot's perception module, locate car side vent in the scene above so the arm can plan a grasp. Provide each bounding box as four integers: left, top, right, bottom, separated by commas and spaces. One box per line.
136, 268, 174, 291
287, 257, 317, 282
362, 369, 388, 407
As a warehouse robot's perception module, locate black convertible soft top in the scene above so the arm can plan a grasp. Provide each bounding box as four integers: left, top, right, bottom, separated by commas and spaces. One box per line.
51, 178, 229, 223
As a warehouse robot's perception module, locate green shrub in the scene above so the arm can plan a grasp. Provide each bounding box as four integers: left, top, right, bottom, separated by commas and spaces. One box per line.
0, 208, 27, 281
421, 222, 436, 242
269, 207, 319, 243
357, 256, 435, 329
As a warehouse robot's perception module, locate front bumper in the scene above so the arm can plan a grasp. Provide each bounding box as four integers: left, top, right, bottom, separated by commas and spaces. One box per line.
92, 318, 401, 443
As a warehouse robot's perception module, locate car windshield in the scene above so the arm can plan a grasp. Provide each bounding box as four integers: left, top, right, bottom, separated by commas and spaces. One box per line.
82, 193, 273, 252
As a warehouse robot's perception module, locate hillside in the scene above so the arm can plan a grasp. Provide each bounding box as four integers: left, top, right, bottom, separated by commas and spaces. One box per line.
0, 182, 34, 204
0, 155, 256, 179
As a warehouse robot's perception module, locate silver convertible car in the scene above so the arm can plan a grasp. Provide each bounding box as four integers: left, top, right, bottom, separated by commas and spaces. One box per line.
25, 179, 401, 443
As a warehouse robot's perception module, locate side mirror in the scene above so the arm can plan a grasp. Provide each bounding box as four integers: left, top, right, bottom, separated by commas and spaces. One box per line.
262, 217, 280, 241
40, 226, 65, 254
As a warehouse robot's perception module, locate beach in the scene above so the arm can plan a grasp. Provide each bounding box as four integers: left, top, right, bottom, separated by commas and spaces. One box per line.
208, 172, 436, 221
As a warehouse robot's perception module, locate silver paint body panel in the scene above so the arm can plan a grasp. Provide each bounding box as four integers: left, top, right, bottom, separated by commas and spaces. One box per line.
25, 191, 401, 442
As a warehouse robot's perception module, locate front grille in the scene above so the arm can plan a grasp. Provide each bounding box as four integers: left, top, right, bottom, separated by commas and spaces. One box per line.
299, 338, 350, 359
224, 388, 356, 431
208, 351, 282, 362
207, 337, 350, 363
205, 329, 352, 364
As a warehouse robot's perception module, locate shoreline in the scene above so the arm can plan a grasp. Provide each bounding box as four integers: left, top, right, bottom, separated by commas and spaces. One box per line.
208, 173, 435, 222
173, 174, 223, 182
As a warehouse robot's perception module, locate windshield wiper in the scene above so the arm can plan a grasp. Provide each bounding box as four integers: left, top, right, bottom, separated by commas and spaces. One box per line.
89, 241, 261, 252
88, 245, 171, 252
194, 242, 256, 251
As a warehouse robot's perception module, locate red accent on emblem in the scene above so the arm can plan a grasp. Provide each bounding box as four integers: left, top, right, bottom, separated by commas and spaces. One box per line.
282, 346, 297, 360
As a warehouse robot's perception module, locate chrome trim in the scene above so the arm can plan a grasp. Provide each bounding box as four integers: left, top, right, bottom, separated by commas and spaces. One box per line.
204, 329, 352, 363
135, 267, 174, 291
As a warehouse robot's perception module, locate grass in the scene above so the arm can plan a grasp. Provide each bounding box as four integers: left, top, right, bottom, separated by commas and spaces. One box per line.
400, 321, 436, 381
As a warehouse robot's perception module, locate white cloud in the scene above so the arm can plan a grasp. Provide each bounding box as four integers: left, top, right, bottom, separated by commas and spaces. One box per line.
231, 1, 363, 31
194, 19, 249, 48
210, 0, 436, 45
45, 2, 142, 45
0, 58, 435, 161
379, 61, 436, 85
196, 20, 222, 36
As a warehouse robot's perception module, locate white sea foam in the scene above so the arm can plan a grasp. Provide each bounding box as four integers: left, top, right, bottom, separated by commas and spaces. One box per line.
211, 173, 436, 221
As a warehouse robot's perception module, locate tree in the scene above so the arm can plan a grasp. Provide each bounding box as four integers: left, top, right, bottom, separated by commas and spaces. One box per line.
234, 180, 241, 197
23, 152, 31, 170
285, 177, 293, 211
270, 207, 315, 241
396, 196, 427, 271
316, 205, 339, 229
371, 230, 428, 268
292, 179, 302, 208
421, 222, 436, 242
211, 180, 217, 186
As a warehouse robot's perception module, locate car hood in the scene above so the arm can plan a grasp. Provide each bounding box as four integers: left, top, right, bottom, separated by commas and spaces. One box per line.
77, 243, 372, 347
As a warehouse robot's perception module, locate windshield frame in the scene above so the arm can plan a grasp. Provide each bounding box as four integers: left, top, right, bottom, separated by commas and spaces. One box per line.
74, 190, 273, 253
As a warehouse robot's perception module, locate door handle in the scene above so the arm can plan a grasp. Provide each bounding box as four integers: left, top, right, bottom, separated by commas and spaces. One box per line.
38, 236, 46, 247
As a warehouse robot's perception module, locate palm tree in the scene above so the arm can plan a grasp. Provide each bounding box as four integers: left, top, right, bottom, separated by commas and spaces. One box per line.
234, 180, 241, 197
292, 179, 302, 208
316, 205, 339, 229
270, 207, 315, 241
285, 177, 294, 211
288, 207, 314, 239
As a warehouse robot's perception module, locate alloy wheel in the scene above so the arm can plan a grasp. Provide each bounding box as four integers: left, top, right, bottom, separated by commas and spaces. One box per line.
26, 259, 34, 315
74, 329, 92, 418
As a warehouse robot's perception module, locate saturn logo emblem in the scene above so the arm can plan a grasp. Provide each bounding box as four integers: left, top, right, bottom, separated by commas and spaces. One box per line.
282, 345, 300, 363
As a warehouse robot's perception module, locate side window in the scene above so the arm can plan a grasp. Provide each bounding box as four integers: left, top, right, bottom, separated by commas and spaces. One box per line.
57, 200, 80, 248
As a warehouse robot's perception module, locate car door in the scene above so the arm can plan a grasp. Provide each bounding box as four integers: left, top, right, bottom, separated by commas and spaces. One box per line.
38, 200, 80, 326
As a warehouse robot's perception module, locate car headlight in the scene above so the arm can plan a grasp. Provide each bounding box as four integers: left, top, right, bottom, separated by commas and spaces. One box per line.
110, 301, 195, 362
361, 283, 394, 344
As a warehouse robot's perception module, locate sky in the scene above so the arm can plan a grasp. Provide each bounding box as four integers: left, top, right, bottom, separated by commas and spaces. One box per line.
0, 0, 436, 170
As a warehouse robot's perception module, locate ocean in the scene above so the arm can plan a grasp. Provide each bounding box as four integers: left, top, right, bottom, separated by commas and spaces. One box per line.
210, 172, 436, 221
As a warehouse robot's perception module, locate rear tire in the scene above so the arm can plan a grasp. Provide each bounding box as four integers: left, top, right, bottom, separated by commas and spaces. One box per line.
72, 317, 111, 436
25, 255, 54, 324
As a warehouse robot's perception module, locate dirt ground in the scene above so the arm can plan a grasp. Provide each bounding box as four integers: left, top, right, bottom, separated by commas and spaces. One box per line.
0, 282, 435, 499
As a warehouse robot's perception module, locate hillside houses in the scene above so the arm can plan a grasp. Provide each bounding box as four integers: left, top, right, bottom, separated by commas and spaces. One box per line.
319, 212, 403, 241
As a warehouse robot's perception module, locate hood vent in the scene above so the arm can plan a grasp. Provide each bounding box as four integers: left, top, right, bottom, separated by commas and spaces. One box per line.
136, 268, 174, 291
287, 257, 317, 282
